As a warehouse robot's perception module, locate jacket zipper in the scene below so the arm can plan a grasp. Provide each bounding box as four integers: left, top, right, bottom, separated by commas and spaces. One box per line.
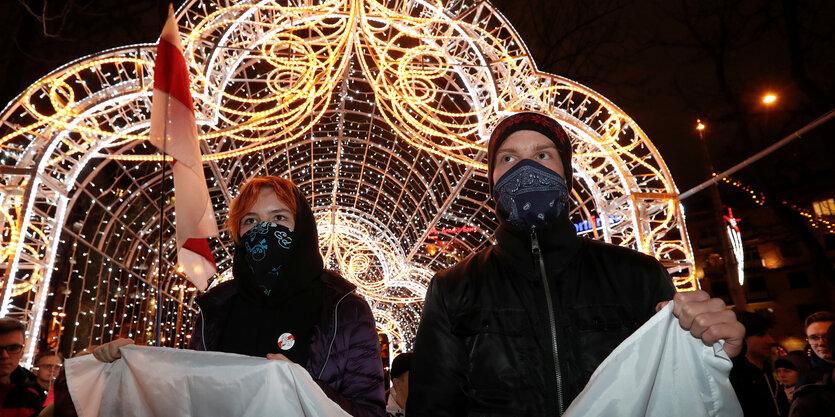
531, 229, 565, 415
318, 291, 351, 379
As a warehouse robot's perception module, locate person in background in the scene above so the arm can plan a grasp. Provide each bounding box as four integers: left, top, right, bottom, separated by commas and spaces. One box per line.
32, 351, 64, 405
789, 323, 835, 417
799, 311, 834, 386
774, 350, 811, 415
386, 352, 412, 417
74, 176, 385, 417
0, 318, 43, 416
729, 311, 780, 417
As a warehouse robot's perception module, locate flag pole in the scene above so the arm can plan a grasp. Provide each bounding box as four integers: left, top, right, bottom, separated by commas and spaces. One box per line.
156, 123, 167, 348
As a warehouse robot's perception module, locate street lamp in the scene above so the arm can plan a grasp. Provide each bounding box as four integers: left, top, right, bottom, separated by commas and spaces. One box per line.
762, 94, 777, 104
693, 118, 748, 309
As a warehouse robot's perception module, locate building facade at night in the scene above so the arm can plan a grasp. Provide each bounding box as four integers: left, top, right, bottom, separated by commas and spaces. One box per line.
691, 190, 835, 350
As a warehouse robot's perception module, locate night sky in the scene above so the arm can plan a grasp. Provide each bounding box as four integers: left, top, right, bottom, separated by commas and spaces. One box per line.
1, 0, 833, 211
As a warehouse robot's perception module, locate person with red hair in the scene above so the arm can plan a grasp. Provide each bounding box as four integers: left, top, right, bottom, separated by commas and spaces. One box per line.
85, 176, 385, 417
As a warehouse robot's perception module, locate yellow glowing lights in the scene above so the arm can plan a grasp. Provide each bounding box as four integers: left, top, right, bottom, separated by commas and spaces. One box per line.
0, 0, 697, 356
0, 202, 47, 297
316, 209, 430, 304
4, 0, 694, 289
763, 94, 777, 104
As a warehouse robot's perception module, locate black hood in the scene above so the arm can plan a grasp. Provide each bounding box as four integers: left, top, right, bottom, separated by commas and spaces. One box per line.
232, 185, 324, 302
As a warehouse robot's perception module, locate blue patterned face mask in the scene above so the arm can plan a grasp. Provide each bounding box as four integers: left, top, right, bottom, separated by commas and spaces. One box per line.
241, 221, 294, 295
492, 159, 569, 230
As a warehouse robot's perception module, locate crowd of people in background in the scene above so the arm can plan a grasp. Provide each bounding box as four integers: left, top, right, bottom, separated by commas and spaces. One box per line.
731, 310, 835, 416
4, 308, 835, 416
1, 318, 64, 416
0, 112, 830, 416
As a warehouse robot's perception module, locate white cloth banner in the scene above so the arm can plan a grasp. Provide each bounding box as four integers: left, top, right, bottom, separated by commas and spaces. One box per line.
65, 345, 350, 417
564, 302, 743, 417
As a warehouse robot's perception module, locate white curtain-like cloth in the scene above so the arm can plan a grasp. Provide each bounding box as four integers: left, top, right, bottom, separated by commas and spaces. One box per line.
564, 302, 743, 417
65, 345, 351, 417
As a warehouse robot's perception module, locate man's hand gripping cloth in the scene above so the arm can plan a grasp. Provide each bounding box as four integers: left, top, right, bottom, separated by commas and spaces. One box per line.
64, 345, 351, 417
563, 302, 743, 417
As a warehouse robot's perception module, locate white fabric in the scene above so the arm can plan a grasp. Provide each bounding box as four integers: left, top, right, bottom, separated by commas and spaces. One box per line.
65, 345, 350, 417
385, 385, 405, 416
563, 302, 743, 417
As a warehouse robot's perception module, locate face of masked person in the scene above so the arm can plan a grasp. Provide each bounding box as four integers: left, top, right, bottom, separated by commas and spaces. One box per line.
238, 187, 297, 295
492, 130, 568, 230
241, 221, 294, 295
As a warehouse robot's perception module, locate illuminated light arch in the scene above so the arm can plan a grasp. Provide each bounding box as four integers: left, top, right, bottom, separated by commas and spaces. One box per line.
0, 0, 694, 363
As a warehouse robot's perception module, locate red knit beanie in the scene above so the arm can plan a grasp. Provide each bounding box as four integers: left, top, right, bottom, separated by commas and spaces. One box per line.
487, 112, 573, 193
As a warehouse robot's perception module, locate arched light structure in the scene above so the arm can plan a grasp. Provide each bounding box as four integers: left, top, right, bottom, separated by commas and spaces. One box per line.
0, 0, 695, 363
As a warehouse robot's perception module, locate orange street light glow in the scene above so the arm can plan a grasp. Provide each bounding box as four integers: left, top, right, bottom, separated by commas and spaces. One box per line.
763, 94, 777, 104
696, 119, 706, 130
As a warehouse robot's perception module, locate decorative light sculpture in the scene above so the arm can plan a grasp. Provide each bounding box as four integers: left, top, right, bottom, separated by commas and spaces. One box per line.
723, 208, 744, 286
0, 0, 695, 363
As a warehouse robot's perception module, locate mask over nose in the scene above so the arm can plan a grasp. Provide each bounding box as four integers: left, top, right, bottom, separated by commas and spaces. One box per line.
493, 159, 569, 230
241, 221, 295, 295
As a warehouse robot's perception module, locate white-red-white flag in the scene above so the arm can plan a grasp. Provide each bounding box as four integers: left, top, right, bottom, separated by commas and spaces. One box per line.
148, 5, 218, 291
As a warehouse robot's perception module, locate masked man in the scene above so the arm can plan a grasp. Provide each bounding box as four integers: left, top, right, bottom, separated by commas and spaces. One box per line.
408, 112, 744, 416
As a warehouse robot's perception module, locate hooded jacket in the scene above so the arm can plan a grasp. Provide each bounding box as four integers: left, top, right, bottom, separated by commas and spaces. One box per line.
408, 214, 675, 416
790, 368, 835, 417
190, 186, 385, 417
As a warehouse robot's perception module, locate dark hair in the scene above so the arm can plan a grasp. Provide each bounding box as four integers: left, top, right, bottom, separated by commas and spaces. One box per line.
736, 310, 774, 337
34, 350, 64, 365
390, 352, 413, 379
804, 311, 835, 330
0, 318, 25, 337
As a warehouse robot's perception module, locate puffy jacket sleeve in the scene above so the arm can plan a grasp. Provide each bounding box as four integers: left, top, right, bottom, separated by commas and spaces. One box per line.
315, 295, 385, 417
649, 260, 676, 313
407, 273, 469, 416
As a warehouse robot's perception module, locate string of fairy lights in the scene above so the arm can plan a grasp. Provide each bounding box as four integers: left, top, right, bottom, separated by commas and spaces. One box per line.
1, 0, 695, 363
718, 174, 835, 233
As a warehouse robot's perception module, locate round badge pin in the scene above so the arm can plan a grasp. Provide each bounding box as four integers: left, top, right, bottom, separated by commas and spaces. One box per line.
277, 332, 295, 350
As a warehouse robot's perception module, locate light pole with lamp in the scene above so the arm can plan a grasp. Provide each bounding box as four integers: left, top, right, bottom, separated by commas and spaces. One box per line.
694, 119, 748, 309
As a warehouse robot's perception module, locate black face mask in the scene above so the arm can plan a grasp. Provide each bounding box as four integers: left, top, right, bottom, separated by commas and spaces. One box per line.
492, 159, 569, 230
241, 221, 294, 296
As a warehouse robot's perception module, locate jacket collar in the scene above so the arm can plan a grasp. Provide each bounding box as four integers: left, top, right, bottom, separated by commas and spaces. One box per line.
493, 213, 582, 280
196, 270, 355, 313
194, 280, 238, 312
319, 270, 356, 300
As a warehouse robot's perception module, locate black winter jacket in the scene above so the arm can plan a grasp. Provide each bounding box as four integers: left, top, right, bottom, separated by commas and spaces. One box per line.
789, 369, 835, 417
408, 216, 675, 416
729, 356, 780, 417
191, 271, 386, 417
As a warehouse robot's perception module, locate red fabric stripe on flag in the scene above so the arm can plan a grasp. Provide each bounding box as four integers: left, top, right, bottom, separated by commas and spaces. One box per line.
154, 38, 194, 113
183, 238, 217, 269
